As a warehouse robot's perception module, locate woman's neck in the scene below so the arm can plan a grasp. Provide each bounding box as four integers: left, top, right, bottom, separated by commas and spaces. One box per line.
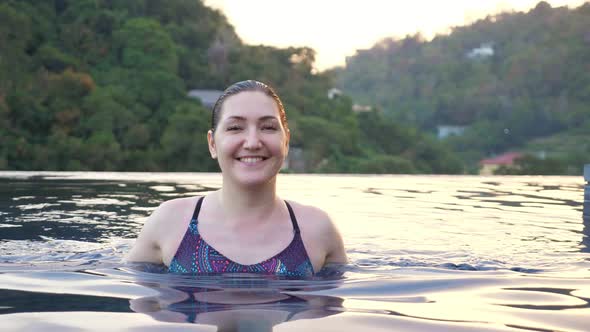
215, 178, 281, 226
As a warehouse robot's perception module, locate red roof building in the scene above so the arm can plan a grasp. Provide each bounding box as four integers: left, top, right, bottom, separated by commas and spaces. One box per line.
479, 152, 523, 175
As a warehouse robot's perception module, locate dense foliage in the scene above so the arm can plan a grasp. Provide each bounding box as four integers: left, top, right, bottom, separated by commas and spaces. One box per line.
335, 1, 590, 174
0, 0, 461, 173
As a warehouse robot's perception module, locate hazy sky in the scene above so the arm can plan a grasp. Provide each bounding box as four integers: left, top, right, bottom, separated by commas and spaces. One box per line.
203, 0, 586, 71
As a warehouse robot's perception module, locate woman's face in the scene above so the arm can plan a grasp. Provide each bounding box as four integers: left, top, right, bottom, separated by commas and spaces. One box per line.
207, 91, 290, 187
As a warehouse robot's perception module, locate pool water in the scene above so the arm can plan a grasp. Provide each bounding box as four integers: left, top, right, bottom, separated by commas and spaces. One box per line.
1, 172, 589, 331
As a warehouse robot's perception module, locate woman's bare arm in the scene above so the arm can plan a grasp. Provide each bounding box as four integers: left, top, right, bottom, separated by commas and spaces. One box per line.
125, 204, 166, 264
125, 197, 197, 265
295, 202, 348, 271
322, 215, 348, 265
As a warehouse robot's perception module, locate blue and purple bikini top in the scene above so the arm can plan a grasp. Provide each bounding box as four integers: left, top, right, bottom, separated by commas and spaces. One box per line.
168, 197, 315, 278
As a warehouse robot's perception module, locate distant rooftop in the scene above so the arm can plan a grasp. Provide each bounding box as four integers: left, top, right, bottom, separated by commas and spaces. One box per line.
480, 152, 523, 166
187, 89, 223, 109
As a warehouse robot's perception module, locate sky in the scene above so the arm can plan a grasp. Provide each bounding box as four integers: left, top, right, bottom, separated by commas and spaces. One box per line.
203, 0, 587, 71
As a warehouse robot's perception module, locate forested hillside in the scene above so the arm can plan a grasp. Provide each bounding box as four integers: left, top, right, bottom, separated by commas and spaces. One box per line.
335, 1, 590, 174
0, 0, 461, 173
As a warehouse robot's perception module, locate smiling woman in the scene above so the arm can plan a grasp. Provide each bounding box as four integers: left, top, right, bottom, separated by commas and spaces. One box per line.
207, 81, 289, 188
125, 80, 347, 277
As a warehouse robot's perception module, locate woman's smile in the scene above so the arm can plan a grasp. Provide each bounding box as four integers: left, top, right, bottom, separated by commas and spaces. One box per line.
237, 156, 268, 164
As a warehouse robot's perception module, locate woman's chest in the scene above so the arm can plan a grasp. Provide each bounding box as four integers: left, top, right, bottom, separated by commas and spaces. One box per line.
198, 223, 296, 266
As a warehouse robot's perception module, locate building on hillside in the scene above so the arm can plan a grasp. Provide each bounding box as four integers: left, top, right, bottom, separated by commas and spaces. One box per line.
352, 103, 372, 113
187, 89, 223, 109
479, 152, 523, 175
327, 88, 342, 99
437, 125, 466, 139
467, 42, 494, 59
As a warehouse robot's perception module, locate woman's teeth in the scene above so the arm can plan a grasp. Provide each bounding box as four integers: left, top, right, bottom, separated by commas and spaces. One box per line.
240, 157, 264, 163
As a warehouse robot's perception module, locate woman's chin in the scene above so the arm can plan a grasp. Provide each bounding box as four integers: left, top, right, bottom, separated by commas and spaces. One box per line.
233, 175, 276, 188
223, 161, 283, 187
227, 169, 280, 188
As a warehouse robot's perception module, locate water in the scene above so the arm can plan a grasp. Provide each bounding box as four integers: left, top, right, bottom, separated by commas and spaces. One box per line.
1, 171, 589, 331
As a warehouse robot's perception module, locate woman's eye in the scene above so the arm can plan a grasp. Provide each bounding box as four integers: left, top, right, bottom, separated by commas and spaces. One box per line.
226, 125, 242, 131
261, 124, 278, 131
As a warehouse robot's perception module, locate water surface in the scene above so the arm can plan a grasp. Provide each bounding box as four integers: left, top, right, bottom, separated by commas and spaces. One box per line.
1, 172, 589, 331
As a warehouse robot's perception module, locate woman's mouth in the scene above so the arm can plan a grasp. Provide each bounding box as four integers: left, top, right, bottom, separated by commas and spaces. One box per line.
237, 156, 267, 164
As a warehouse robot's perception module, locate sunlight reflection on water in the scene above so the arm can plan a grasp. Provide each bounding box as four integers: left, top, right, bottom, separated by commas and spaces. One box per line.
0, 172, 589, 331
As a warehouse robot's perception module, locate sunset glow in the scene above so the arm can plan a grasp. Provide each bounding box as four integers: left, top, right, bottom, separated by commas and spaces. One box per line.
204, 0, 587, 70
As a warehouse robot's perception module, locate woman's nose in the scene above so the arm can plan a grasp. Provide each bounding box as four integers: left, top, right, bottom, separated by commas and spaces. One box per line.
243, 129, 262, 149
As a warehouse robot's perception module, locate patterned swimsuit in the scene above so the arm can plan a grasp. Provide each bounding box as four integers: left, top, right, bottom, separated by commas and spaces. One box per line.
168, 197, 315, 278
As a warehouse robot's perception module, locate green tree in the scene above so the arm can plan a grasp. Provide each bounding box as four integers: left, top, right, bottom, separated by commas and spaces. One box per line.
113, 18, 178, 72
160, 101, 217, 171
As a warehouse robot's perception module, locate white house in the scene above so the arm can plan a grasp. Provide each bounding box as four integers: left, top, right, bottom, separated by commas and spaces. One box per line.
187, 89, 223, 109
327, 88, 342, 99
467, 43, 494, 59
437, 125, 467, 139
352, 104, 372, 113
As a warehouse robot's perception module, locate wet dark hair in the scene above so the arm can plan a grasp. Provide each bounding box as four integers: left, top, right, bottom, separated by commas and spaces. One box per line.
211, 80, 288, 133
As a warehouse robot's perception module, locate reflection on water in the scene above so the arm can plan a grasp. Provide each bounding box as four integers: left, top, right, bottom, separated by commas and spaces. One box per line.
130, 281, 344, 330
0, 172, 589, 331
0, 288, 132, 314
3, 267, 590, 331
498, 287, 590, 311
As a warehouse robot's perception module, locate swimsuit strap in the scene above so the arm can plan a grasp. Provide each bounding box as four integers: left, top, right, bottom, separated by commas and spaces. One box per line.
192, 196, 300, 234
192, 196, 204, 221
285, 201, 300, 234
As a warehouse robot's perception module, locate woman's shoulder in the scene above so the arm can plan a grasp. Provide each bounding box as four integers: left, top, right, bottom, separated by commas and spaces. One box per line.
147, 196, 201, 227
159, 196, 199, 209
156, 196, 200, 213
286, 200, 335, 234
286, 200, 348, 265
125, 196, 202, 264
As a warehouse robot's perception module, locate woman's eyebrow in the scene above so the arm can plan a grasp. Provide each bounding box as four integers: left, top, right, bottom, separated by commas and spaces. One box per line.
225, 116, 246, 121
258, 116, 279, 122
225, 116, 278, 121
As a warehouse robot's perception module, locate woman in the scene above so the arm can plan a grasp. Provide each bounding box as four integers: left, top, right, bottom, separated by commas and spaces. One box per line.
126, 80, 347, 277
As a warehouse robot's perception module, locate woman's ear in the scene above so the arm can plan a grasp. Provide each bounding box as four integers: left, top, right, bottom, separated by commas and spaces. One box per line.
207, 130, 217, 159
